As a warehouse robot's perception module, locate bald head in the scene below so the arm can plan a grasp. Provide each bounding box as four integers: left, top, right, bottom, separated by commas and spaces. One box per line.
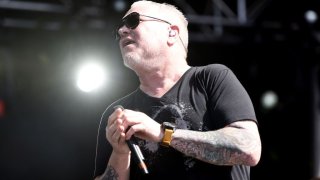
130, 1, 189, 55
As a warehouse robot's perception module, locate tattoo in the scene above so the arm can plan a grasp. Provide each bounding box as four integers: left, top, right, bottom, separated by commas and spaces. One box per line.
171, 128, 258, 165
102, 165, 119, 180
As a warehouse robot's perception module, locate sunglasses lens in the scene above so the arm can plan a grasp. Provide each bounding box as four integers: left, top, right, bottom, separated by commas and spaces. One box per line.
124, 12, 140, 29
115, 12, 140, 40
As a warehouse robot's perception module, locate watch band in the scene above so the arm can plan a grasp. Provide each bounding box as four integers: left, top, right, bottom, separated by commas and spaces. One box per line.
161, 122, 176, 147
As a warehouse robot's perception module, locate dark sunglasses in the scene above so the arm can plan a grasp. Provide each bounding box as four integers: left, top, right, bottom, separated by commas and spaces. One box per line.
115, 12, 171, 40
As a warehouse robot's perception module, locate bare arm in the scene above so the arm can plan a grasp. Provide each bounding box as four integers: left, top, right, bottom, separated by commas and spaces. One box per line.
170, 120, 261, 166
95, 151, 130, 180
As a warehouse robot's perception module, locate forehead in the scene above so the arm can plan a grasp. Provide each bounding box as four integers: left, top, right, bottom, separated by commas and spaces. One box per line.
124, 3, 159, 18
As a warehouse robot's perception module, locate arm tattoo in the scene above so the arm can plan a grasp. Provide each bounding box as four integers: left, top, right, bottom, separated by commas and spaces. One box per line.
171, 129, 258, 165
101, 165, 119, 180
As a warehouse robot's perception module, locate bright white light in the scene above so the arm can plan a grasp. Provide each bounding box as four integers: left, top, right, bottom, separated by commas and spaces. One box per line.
305, 10, 318, 24
76, 63, 106, 92
261, 90, 278, 110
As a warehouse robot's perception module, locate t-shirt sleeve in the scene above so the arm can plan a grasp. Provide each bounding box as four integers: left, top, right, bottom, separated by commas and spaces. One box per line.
205, 64, 256, 128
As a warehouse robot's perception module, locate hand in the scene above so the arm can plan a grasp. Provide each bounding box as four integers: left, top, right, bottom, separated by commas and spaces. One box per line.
106, 108, 130, 154
121, 109, 163, 143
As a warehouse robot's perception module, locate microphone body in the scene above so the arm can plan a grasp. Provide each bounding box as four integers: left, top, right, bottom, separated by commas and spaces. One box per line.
126, 140, 149, 174
113, 105, 149, 174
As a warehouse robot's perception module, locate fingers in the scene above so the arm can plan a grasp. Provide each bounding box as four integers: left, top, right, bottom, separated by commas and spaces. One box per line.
107, 107, 123, 126
107, 118, 121, 142
111, 119, 123, 142
121, 109, 142, 131
107, 109, 142, 140
107, 107, 125, 144
125, 123, 145, 140
122, 110, 158, 141
107, 108, 161, 142
107, 108, 123, 135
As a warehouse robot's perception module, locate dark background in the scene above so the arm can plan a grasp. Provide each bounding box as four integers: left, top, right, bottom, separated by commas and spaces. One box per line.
0, 0, 319, 179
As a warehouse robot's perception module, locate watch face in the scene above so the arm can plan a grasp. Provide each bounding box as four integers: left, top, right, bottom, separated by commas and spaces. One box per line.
163, 122, 176, 130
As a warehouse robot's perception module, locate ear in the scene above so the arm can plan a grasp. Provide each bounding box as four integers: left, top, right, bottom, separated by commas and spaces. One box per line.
167, 25, 179, 46
169, 30, 176, 37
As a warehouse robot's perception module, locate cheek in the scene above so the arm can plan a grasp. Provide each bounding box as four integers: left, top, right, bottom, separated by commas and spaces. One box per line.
134, 27, 168, 53
143, 35, 165, 50
140, 25, 167, 42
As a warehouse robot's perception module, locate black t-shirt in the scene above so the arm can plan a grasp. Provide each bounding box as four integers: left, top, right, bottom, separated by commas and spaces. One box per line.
94, 64, 256, 180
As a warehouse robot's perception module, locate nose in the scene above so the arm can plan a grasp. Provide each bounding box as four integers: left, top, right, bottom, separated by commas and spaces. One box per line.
117, 25, 130, 40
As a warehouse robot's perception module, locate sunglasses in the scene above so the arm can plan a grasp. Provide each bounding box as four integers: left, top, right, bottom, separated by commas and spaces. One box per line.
115, 12, 171, 40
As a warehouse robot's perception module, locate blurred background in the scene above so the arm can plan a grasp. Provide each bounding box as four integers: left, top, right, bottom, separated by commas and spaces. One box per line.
0, 0, 319, 179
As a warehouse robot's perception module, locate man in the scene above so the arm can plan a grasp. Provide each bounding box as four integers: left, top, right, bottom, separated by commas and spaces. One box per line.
94, 1, 261, 179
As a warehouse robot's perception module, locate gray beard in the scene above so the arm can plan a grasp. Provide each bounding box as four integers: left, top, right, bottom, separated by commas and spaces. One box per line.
123, 54, 140, 70
122, 47, 162, 71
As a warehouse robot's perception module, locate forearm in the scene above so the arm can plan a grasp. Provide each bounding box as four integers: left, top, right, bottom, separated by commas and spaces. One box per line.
96, 151, 131, 180
170, 126, 261, 166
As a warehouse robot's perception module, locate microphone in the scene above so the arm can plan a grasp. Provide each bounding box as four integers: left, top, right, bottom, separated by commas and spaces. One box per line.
113, 105, 149, 174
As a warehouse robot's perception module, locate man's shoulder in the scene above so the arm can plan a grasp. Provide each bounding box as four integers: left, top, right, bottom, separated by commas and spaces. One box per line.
192, 63, 231, 75
101, 89, 140, 117
112, 88, 140, 106
202, 63, 230, 71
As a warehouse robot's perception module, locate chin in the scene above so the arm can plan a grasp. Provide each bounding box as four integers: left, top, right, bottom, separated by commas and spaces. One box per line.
123, 54, 139, 69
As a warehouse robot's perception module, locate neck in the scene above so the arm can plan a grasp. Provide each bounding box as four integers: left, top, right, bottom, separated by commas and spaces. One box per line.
138, 63, 190, 98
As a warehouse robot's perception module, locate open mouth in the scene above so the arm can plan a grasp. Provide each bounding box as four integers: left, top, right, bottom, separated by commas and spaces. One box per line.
122, 39, 135, 48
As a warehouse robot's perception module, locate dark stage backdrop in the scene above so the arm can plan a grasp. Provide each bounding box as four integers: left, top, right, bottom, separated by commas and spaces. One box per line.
0, 0, 319, 179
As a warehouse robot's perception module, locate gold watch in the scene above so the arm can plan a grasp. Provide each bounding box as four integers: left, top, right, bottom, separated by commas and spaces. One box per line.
161, 122, 176, 147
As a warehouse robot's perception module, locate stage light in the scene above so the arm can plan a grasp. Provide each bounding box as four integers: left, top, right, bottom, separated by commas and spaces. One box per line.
113, 0, 126, 12
76, 62, 106, 92
305, 10, 318, 24
261, 90, 278, 110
